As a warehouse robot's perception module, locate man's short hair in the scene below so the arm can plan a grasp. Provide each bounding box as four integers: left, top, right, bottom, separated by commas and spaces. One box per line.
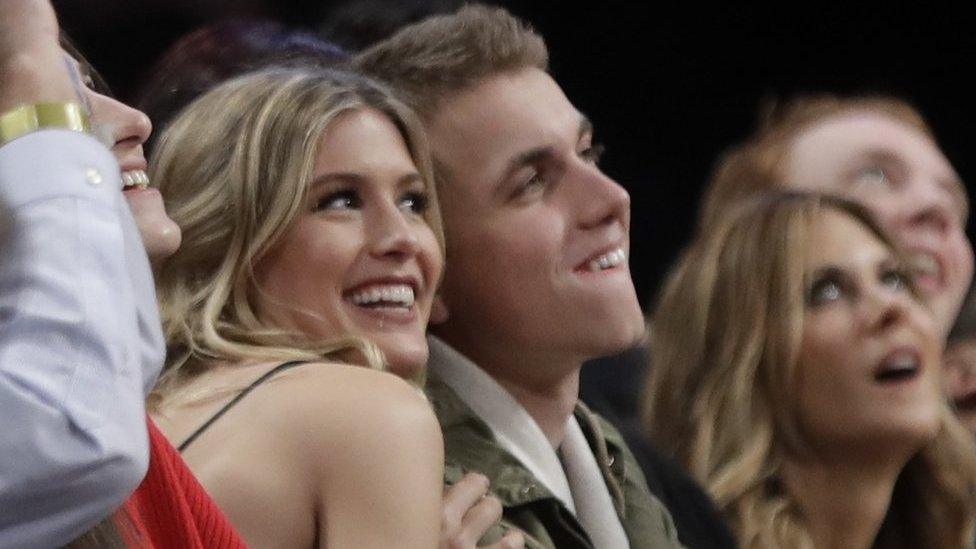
354, 4, 548, 119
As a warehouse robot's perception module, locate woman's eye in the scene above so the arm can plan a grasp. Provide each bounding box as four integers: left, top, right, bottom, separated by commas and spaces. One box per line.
808, 278, 843, 307
316, 190, 359, 211
580, 143, 606, 165
399, 191, 429, 214
82, 74, 96, 90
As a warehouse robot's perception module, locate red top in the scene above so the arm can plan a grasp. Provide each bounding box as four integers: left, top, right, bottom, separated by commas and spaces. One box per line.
120, 418, 248, 548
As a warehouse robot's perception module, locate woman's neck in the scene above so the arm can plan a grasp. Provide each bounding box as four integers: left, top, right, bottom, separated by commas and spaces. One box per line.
781, 451, 908, 549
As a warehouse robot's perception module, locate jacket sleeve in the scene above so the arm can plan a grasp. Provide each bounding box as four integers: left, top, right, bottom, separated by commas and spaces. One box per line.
0, 130, 164, 549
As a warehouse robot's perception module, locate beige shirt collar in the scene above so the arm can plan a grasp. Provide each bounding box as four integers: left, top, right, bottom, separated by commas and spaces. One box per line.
427, 336, 630, 548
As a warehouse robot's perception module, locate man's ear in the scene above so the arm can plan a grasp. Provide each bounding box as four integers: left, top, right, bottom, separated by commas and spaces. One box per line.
429, 294, 449, 325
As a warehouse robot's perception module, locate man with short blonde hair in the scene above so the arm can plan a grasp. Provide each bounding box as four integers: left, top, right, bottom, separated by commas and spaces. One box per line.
358, 6, 682, 547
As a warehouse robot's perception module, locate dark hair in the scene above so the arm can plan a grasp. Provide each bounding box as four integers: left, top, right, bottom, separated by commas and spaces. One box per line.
135, 18, 348, 150
317, 0, 465, 52
59, 32, 112, 96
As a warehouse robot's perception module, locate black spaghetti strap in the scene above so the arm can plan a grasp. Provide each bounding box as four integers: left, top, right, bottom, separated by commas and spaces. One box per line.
178, 360, 309, 452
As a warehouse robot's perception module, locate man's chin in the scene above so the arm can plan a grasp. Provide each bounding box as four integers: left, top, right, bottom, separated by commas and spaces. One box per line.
577, 314, 647, 359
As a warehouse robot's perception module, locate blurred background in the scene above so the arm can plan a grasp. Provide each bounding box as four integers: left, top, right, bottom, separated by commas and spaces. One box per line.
55, 0, 976, 307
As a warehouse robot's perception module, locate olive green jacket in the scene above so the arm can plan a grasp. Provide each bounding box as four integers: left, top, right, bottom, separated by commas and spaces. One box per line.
426, 371, 684, 549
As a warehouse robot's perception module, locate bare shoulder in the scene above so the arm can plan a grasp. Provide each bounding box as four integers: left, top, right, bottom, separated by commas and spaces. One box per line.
263, 361, 430, 416
249, 362, 441, 467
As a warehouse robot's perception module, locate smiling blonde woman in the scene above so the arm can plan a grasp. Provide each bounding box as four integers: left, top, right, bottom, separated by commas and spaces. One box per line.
148, 68, 446, 548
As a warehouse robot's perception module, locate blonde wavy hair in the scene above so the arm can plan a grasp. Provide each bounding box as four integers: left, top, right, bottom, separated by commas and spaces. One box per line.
148, 68, 444, 404
644, 192, 976, 548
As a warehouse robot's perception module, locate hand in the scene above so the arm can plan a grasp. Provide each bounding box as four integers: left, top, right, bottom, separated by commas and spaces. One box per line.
0, 0, 77, 112
440, 473, 525, 549
0, 0, 59, 58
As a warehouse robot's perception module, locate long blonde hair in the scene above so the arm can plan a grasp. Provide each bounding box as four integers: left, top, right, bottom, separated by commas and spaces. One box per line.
644, 192, 976, 548
149, 68, 444, 403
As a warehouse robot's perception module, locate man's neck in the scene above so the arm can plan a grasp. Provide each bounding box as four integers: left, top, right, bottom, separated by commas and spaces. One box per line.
493, 369, 580, 448
433, 331, 583, 448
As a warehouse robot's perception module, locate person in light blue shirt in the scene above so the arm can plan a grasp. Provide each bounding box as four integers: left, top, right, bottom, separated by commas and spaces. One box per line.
0, 1, 174, 546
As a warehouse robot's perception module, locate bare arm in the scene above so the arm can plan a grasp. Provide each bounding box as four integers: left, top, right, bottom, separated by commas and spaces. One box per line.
308, 368, 443, 548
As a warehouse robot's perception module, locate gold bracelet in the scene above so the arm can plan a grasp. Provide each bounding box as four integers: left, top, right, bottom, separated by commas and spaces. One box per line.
0, 102, 90, 147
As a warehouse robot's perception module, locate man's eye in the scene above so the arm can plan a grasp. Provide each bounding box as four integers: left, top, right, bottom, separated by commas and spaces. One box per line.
855, 166, 889, 186
316, 190, 359, 211
399, 191, 429, 214
514, 172, 547, 198
580, 143, 606, 165
880, 268, 909, 292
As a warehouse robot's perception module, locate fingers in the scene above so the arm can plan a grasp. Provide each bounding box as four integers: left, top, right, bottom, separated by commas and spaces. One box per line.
441, 472, 507, 549
456, 492, 503, 545
0, 1, 77, 111
0, 0, 60, 56
484, 529, 525, 549
442, 472, 490, 532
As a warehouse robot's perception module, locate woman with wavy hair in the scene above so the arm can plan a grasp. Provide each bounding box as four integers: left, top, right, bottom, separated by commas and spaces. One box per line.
148, 68, 447, 548
645, 192, 976, 548
700, 95, 971, 343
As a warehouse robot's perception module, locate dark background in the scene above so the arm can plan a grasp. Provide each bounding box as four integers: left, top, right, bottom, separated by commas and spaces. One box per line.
55, 0, 976, 307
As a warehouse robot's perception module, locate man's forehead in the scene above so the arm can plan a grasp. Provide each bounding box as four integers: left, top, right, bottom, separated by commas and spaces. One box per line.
427, 68, 586, 169
435, 69, 579, 133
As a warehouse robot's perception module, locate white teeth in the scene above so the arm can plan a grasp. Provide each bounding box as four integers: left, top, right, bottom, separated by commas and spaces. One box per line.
587, 247, 626, 272
888, 358, 918, 371
875, 350, 922, 382
121, 169, 149, 189
348, 284, 415, 308
880, 352, 919, 374
909, 252, 940, 278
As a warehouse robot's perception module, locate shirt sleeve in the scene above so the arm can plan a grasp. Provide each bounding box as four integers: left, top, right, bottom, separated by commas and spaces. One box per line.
0, 129, 165, 549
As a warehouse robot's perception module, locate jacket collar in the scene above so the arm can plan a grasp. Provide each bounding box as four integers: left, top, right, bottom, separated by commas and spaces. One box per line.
424, 340, 629, 515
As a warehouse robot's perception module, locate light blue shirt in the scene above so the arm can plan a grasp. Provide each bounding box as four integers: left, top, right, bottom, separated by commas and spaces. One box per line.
0, 130, 165, 549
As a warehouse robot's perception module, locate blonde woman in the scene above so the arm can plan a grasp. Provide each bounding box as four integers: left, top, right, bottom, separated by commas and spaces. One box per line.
645, 192, 976, 548
148, 69, 445, 548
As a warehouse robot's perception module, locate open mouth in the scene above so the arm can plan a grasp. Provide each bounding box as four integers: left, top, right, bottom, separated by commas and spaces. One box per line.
344, 283, 416, 311
577, 247, 626, 273
873, 349, 922, 384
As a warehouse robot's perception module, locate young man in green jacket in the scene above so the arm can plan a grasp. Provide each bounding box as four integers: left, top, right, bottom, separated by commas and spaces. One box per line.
357, 6, 683, 548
